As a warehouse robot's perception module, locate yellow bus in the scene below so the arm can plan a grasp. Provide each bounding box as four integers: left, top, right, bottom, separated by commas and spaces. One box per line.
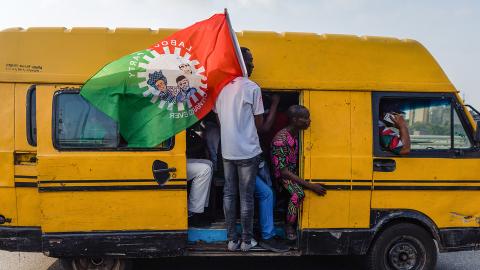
1, 27, 479, 270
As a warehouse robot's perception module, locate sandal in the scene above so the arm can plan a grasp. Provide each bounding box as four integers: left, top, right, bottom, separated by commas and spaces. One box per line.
285, 225, 297, 241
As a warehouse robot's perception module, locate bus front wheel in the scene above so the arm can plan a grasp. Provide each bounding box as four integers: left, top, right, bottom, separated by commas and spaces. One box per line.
367, 223, 437, 270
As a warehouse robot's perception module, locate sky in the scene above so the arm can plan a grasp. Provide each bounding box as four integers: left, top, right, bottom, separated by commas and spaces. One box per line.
1, 0, 479, 106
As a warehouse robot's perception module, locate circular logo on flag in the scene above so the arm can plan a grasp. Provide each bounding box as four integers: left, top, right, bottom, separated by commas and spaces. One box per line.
136, 45, 208, 117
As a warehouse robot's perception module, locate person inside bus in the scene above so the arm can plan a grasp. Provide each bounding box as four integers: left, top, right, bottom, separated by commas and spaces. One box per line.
186, 123, 213, 227
378, 102, 411, 155
253, 93, 290, 253
271, 105, 327, 241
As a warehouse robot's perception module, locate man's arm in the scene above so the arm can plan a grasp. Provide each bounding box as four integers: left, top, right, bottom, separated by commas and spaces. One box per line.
254, 114, 264, 132
255, 94, 280, 133
392, 114, 411, 155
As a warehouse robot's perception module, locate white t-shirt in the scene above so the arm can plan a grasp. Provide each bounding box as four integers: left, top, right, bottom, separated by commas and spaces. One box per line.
214, 76, 264, 160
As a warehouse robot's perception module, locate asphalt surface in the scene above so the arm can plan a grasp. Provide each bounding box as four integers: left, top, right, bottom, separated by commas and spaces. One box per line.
1, 250, 479, 270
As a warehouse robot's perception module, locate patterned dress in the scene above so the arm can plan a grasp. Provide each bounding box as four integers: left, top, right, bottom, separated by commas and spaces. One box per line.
271, 128, 305, 224
379, 121, 404, 154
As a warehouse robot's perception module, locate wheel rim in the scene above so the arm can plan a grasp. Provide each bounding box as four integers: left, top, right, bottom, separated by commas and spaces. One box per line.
72, 257, 122, 270
385, 236, 426, 270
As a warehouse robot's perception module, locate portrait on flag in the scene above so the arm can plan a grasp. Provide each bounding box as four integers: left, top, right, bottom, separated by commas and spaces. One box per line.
139, 43, 207, 115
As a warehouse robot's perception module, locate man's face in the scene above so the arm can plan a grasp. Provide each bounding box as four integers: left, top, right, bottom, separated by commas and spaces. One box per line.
179, 64, 193, 75
155, 80, 167, 91
294, 111, 311, 130
242, 49, 254, 77
177, 78, 190, 91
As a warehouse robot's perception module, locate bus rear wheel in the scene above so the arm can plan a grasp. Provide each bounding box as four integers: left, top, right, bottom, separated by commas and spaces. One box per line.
60, 257, 132, 270
367, 223, 437, 270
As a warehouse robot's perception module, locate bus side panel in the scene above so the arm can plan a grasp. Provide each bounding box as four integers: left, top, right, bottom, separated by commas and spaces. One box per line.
0, 189, 16, 225
40, 190, 187, 232
0, 83, 17, 226
0, 83, 27, 251
14, 165, 39, 226
349, 91, 373, 228
14, 83, 40, 227
301, 91, 374, 256
300, 90, 355, 255
303, 90, 351, 229
372, 173, 480, 229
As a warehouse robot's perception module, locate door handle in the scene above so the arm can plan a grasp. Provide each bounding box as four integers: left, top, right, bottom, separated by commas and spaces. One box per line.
152, 160, 176, 186
373, 159, 396, 172
0, 215, 12, 224
153, 168, 176, 173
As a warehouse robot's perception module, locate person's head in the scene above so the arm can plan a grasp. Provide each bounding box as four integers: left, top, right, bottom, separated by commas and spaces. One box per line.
380, 102, 405, 127
155, 79, 167, 91
380, 102, 404, 118
179, 63, 193, 75
287, 105, 311, 130
241, 47, 254, 77
176, 75, 190, 91
147, 71, 168, 91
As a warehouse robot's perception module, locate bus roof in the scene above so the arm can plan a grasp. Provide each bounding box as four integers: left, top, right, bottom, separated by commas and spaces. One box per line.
0, 27, 455, 92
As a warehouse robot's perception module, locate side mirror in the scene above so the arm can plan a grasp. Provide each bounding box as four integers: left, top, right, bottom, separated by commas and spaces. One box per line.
474, 121, 480, 145
152, 160, 176, 186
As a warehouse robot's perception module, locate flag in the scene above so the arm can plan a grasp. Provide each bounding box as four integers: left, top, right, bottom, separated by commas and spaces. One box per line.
80, 13, 244, 147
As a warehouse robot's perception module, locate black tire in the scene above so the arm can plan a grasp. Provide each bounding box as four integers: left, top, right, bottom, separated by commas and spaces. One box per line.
367, 223, 437, 270
60, 257, 132, 270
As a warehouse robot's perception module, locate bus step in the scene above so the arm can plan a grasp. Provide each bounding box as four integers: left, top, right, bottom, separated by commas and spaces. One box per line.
186, 243, 301, 257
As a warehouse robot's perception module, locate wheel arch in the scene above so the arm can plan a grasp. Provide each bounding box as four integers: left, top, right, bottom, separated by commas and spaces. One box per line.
369, 209, 441, 250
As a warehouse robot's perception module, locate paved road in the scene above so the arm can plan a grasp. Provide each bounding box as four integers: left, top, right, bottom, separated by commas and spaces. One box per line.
0, 250, 479, 269
0, 251, 57, 270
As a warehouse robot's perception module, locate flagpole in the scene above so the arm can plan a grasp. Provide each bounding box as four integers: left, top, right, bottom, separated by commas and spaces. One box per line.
224, 8, 248, 77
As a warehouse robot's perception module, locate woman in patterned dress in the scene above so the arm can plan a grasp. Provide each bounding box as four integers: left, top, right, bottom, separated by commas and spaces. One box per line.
270, 105, 327, 240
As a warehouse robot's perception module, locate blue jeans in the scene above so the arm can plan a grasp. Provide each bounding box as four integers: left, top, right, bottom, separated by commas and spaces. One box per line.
223, 155, 260, 242
255, 176, 276, 240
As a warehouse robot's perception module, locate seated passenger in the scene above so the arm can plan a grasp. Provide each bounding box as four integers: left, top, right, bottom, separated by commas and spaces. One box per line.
186, 124, 213, 227
379, 103, 411, 155
271, 105, 326, 241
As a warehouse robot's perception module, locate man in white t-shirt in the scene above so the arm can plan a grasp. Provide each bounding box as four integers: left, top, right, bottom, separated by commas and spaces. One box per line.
214, 47, 269, 251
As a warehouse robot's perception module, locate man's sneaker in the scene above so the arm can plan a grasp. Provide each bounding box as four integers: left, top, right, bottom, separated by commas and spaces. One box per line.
240, 238, 257, 251
227, 240, 241, 251
259, 236, 290, 253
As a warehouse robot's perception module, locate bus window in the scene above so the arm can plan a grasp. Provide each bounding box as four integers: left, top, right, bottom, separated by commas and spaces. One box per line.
52, 90, 173, 150
26, 85, 37, 146
378, 97, 473, 153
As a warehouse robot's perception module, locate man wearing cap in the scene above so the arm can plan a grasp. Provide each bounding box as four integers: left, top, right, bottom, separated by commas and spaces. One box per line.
379, 103, 411, 155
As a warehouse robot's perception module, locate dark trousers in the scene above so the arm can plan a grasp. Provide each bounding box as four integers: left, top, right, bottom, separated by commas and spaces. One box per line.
223, 154, 260, 242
